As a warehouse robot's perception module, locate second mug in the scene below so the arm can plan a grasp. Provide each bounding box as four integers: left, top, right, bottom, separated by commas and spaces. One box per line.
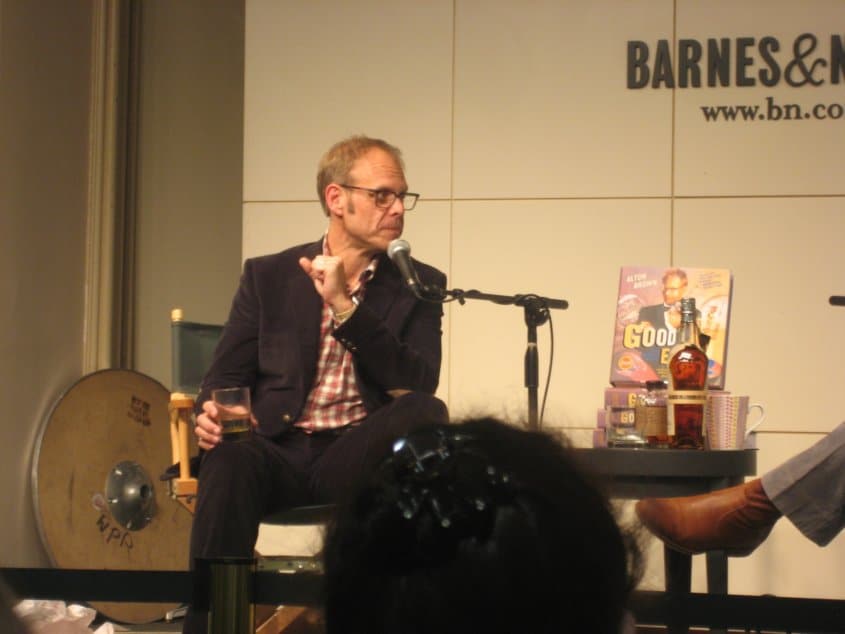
705, 393, 765, 450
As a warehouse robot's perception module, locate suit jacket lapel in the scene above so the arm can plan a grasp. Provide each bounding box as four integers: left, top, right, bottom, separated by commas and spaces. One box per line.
362, 254, 405, 319
291, 240, 324, 377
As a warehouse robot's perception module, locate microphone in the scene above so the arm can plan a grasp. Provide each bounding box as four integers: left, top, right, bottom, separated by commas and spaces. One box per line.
831, 296, 845, 307
387, 239, 424, 298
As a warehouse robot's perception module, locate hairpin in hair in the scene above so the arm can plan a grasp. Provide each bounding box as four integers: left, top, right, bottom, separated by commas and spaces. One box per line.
388, 427, 512, 541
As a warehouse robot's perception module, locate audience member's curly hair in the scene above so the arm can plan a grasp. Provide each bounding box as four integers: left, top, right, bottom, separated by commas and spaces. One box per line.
323, 416, 643, 634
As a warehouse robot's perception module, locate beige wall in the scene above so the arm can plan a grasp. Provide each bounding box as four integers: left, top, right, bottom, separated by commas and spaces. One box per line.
0, 0, 94, 568
133, 0, 244, 387
243, 0, 845, 599
0, 0, 244, 575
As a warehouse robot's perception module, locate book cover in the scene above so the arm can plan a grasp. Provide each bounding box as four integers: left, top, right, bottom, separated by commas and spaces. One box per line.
610, 266, 732, 389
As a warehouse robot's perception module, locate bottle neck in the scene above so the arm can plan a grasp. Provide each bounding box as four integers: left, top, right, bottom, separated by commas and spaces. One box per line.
678, 315, 700, 348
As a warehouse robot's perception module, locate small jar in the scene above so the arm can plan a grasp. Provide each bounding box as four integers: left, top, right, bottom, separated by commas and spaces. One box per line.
636, 380, 668, 448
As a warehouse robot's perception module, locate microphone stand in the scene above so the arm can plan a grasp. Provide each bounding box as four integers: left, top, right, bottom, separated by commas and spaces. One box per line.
423, 286, 568, 431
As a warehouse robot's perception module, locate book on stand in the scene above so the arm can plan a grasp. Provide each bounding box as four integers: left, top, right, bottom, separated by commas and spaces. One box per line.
610, 266, 733, 389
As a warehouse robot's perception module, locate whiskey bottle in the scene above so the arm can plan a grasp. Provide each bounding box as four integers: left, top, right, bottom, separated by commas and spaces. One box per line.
667, 297, 707, 449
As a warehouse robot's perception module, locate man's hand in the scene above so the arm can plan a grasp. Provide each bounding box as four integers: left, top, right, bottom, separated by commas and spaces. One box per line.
194, 400, 223, 450
299, 255, 355, 314
194, 400, 257, 450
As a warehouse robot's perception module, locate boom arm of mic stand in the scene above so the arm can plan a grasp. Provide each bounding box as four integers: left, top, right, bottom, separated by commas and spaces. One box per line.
439, 288, 569, 311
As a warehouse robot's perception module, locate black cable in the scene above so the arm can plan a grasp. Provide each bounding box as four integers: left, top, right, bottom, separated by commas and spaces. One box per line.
539, 308, 554, 427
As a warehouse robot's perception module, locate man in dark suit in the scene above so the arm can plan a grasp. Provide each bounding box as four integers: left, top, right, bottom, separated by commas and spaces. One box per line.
635, 268, 688, 370
183, 136, 448, 633
637, 268, 688, 332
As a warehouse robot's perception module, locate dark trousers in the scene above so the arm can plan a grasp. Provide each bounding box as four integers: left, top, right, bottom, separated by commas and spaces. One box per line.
183, 392, 448, 633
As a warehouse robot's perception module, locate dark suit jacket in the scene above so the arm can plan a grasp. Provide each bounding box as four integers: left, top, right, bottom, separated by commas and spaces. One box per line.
637, 303, 670, 331
197, 239, 446, 437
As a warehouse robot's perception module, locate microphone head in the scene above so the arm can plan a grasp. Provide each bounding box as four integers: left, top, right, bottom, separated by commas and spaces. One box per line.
387, 239, 411, 261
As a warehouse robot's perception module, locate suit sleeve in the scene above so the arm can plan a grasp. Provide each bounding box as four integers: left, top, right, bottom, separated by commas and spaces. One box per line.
332, 268, 445, 396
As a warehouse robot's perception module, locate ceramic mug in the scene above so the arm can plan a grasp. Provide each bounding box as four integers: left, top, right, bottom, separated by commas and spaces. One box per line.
705, 394, 765, 450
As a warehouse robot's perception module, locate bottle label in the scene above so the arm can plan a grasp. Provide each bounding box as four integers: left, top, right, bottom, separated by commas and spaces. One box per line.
666, 390, 706, 436
666, 390, 707, 405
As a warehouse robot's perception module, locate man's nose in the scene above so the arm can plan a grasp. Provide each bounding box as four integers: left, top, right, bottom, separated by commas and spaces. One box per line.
388, 197, 405, 214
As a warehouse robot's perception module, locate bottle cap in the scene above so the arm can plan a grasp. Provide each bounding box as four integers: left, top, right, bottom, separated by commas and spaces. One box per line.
680, 297, 696, 313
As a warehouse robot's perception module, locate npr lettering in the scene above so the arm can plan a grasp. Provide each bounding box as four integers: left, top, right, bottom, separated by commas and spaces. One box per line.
96, 513, 134, 552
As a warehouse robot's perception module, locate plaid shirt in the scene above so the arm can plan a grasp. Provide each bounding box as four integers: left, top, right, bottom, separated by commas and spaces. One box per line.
294, 250, 377, 432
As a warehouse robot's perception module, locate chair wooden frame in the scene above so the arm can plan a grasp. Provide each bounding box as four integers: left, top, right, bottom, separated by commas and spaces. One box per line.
168, 391, 198, 514
166, 307, 220, 513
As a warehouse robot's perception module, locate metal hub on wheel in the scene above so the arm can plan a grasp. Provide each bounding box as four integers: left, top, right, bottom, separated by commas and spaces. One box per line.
105, 460, 156, 531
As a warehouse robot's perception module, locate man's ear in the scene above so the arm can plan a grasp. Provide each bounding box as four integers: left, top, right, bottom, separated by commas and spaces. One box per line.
325, 183, 345, 217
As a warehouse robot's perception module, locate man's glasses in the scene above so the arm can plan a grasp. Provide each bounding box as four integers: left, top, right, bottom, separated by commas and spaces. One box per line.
340, 184, 419, 211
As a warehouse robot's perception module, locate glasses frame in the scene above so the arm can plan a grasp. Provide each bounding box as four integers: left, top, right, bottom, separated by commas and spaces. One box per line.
339, 184, 419, 211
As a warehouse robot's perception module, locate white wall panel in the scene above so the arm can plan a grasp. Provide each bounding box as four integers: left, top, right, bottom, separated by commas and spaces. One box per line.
674, 197, 845, 434
448, 199, 671, 427
453, 0, 674, 198
244, 0, 454, 202
242, 202, 329, 259
674, 0, 845, 195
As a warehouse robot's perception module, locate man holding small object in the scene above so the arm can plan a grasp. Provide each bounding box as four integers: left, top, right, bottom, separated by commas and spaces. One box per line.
634, 268, 689, 371
184, 135, 448, 633
637, 268, 688, 332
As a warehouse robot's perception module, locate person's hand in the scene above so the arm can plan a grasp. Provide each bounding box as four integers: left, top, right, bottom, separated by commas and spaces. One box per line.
299, 255, 354, 313
194, 400, 223, 450
195, 400, 258, 450
667, 305, 682, 330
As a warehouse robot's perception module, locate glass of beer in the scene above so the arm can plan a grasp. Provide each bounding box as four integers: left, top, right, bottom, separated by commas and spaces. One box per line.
211, 387, 252, 442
